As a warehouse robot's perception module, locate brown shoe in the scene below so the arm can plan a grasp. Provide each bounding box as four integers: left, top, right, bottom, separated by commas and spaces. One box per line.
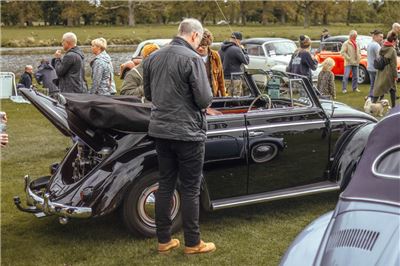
158, 239, 180, 254
184, 240, 216, 255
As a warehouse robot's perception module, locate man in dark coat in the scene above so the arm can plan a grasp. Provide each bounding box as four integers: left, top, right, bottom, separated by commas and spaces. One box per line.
143, 18, 215, 255
53, 32, 87, 93
17, 65, 33, 89
35, 59, 59, 97
219, 32, 249, 96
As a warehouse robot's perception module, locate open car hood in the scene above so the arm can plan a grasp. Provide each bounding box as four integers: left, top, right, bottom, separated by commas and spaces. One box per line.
19, 88, 72, 137
20, 89, 151, 152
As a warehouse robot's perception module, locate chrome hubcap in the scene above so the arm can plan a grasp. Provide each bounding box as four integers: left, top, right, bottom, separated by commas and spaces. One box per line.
137, 183, 180, 228
358, 69, 365, 83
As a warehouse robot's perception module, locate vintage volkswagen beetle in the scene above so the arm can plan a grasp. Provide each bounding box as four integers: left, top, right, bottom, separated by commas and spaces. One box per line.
242, 38, 322, 83
280, 107, 400, 266
14, 70, 377, 237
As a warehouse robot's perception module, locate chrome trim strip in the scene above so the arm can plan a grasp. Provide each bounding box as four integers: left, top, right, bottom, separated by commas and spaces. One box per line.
24, 175, 92, 219
371, 145, 400, 179
207, 118, 369, 136
212, 184, 339, 210
340, 195, 400, 207
247, 120, 325, 131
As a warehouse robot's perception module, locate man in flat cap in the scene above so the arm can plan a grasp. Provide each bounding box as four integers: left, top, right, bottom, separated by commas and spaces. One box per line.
366, 29, 384, 97
219, 31, 249, 96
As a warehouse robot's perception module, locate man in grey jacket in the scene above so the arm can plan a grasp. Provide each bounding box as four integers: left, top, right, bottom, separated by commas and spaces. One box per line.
366, 30, 383, 97
143, 18, 215, 255
53, 32, 87, 93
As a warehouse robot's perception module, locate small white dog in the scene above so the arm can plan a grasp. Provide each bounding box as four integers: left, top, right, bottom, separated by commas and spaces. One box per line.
364, 98, 391, 117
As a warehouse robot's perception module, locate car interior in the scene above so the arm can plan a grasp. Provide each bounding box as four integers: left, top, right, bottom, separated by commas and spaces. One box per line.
209, 73, 313, 115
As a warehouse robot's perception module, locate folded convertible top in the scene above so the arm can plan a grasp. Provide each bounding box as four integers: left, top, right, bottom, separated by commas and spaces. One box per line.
63, 94, 151, 133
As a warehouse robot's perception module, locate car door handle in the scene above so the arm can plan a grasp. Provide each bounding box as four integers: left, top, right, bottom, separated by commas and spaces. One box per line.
248, 131, 264, 137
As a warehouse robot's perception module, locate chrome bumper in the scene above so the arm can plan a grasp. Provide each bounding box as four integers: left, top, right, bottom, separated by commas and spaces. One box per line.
15, 175, 92, 219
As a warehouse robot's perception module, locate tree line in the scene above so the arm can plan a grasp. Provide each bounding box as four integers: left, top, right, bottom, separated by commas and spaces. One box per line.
1, 1, 398, 28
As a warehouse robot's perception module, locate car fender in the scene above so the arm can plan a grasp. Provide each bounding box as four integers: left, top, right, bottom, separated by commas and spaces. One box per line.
330, 122, 375, 190
280, 211, 334, 266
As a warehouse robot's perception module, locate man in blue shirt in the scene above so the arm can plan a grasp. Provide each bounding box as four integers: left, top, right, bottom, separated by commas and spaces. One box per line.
367, 30, 383, 98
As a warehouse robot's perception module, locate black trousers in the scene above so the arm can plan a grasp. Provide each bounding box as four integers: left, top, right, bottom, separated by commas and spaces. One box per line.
154, 138, 205, 247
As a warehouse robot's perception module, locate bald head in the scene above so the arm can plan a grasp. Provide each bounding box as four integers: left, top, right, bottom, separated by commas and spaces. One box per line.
62, 32, 77, 51
25, 65, 33, 74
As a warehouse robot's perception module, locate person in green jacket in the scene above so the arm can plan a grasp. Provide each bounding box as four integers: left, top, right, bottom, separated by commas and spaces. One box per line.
120, 43, 160, 99
372, 31, 398, 108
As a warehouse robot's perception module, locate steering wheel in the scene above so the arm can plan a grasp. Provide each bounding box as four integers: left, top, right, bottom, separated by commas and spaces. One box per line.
248, 94, 272, 112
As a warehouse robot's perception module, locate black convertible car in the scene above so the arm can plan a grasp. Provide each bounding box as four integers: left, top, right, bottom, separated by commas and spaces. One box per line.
15, 70, 376, 237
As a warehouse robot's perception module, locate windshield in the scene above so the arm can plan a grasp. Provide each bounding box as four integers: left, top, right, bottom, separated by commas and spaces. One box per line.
357, 36, 372, 50
264, 41, 297, 56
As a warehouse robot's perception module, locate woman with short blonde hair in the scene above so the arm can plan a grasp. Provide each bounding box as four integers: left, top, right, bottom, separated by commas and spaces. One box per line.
321, 57, 335, 71
91, 38, 107, 51
90, 37, 116, 95
317, 57, 336, 99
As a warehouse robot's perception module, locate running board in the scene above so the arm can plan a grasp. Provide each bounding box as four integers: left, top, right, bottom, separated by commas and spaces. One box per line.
211, 181, 339, 210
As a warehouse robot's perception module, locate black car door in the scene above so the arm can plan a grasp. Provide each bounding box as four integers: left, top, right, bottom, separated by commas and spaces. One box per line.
204, 113, 248, 200
246, 78, 330, 194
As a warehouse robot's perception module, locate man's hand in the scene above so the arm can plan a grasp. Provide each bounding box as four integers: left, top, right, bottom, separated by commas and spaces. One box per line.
206, 107, 222, 116
54, 50, 62, 59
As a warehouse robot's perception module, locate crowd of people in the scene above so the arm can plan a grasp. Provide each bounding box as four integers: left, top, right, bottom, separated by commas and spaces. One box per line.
16, 24, 398, 109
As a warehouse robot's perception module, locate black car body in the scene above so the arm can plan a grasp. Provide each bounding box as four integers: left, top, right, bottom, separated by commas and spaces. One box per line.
280, 106, 400, 266
15, 70, 377, 237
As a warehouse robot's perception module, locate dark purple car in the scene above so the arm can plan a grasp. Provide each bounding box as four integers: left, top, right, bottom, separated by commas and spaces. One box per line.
281, 107, 400, 266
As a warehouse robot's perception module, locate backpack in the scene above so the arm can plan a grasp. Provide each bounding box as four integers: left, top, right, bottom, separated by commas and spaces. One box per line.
373, 54, 389, 70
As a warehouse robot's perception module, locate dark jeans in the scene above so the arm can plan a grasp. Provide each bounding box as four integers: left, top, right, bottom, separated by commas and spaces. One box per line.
155, 138, 205, 247
367, 71, 376, 97
342, 65, 359, 92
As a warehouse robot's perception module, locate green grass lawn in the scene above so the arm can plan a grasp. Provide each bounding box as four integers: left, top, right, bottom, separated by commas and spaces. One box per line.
0, 80, 393, 265
1, 23, 385, 47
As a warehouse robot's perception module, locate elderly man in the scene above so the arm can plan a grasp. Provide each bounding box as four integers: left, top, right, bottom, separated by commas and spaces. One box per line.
143, 18, 215, 255
17, 65, 33, 89
340, 30, 361, 93
219, 31, 249, 96
53, 32, 87, 93
392, 22, 400, 56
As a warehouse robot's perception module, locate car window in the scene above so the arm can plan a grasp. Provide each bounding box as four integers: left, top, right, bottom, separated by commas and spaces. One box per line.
357, 37, 372, 50
373, 146, 400, 179
264, 41, 297, 56
245, 44, 265, 56
252, 74, 312, 108
320, 42, 341, 52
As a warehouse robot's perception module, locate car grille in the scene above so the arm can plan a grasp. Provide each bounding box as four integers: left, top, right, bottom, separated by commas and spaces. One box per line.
326, 229, 380, 251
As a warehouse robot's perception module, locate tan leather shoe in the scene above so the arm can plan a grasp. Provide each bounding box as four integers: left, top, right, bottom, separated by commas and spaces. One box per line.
184, 240, 216, 255
158, 239, 180, 254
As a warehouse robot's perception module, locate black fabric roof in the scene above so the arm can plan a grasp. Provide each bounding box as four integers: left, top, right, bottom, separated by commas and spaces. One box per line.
63, 94, 151, 133
342, 106, 400, 205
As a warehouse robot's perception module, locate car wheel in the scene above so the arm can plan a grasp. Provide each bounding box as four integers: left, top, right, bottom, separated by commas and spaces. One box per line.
122, 172, 182, 237
358, 65, 369, 84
